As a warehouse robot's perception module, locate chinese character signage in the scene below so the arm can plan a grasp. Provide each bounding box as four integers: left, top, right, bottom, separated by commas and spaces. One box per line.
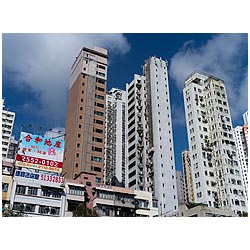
15, 132, 65, 173
15, 170, 65, 184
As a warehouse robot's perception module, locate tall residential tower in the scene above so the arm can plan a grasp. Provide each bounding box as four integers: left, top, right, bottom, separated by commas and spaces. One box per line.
64, 46, 108, 182
126, 56, 178, 216
2, 99, 16, 159
183, 71, 247, 215
233, 124, 248, 201
104, 88, 127, 187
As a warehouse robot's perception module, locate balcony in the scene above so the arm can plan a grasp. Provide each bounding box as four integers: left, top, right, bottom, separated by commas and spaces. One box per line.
137, 105, 142, 111
136, 81, 142, 89
138, 163, 143, 170
137, 143, 144, 150
147, 147, 154, 155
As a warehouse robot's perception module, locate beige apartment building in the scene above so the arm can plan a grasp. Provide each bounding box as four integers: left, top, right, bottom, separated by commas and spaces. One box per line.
63, 46, 108, 183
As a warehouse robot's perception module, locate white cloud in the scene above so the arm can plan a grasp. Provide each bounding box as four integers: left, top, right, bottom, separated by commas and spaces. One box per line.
169, 33, 248, 122
2, 33, 130, 126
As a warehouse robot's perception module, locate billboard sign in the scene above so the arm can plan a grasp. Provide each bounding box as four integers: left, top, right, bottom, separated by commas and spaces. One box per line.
15, 132, 65, 173
15, 170, 65, 184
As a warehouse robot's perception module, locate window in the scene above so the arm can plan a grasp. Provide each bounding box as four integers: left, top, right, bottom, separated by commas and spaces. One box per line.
77, 143, 80, 148
24, 204, 36, 213
68, 186, 85, 196
128, 127, 135, 137
52, 189, 63, 198
128, 161, 136, 170
128, 120, 135, 130
27, 187, 38, 196
96, 86, 105, 92
97, 78, 106, 84
128, 105, 135, 114
92, 156, 102, 162
39, 205, 50, 214
92, 137, 103, 143
128, 144, 135, 152
91, 166, 102, 172
241, 200, 246, 207
78, 133, 81, 138
41, 188, 51, 197
128, 84, 134, 93
92, 146, 102, 152
96, 94, 104, 100
129, 152, 136, 161
13, 202, 24, 211
2, 183, 8, 192
197, 192, 202, 198
95, 128, 103, 134
95, 102, 104, 108
94, 119, 104, 125
16, 185, 26, 195
235, 200, 240, 206
97, 71, 105, 77
97, 64, 106, 70
94, 110, 104, 116
50, 207, 60, 215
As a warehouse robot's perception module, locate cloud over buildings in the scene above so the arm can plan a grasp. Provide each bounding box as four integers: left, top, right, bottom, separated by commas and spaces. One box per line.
2, 33, 131, 127
169, 33, 248, 123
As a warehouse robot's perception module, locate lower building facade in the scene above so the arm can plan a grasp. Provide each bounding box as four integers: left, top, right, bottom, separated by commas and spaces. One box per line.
64, 180, 86, 217
177, 203, 237, 217
93, 184, 158, 217
2, 160, 15, 209
10, 169, 66, 217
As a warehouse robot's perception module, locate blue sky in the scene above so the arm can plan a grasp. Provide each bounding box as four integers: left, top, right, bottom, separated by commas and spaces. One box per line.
2, 33, 248, 171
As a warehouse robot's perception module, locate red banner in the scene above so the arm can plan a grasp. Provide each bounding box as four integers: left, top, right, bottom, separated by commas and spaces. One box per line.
16, 154, 63, 168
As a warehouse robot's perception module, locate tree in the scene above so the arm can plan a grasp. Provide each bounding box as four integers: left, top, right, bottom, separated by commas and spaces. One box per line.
72, 204, 99, 217
240, 212, 248, 217
2, 207, 24, 217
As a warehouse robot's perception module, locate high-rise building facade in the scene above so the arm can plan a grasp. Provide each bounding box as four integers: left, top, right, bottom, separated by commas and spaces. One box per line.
183, 71, 247, 215
126, 56, 178, 216
243, 111, 248, 124
64, 46, 108, 182
7, 136, 18, 160
2, 99, 15, 159
233, 125, 248, 201
182, 150, 195, 203
176, 170, 187, 204
104, 88, 127, 187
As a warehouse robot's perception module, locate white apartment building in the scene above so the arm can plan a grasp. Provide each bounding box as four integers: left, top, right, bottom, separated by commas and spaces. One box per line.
233, 125, 248, 201
104, 88, 127, 187
2, 99, 15, 159
243, 111, 248, 124
176, 170, 187, 204
182, 150, 195, 203
134, 189, 158, 217
10, 169, 66, 217
126, 56, 178, 216
183, 71, 247, 216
